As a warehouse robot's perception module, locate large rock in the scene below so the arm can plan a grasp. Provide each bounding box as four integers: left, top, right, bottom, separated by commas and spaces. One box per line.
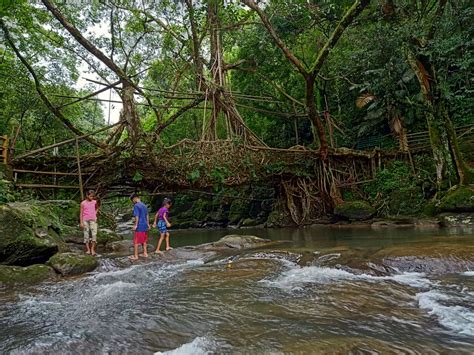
0, 202, 68, 265
47, 252, 98, 276
438, 186, 474, 212
0, 264, 56, 287
334, 201, 375, 221
438, 212, 474, 228
210, 235, 271, 250
97, 229, 122, 246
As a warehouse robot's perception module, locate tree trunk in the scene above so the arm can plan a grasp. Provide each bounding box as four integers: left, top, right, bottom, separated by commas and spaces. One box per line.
408, 50, 473, 186
120, 81, 141, 145
306, 76, 328, 156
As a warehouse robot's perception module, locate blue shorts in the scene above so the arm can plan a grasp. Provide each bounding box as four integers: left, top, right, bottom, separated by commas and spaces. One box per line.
157, 220, 168, 233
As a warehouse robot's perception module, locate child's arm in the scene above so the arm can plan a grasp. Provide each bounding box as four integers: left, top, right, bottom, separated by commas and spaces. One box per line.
133, 216, 139, 231
164, 214, 171, 228
79, 203, 84, 229
95, 198, 100, 212
147, 213, 150, 230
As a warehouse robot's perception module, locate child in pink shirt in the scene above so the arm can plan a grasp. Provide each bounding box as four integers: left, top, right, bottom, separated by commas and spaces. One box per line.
80, 190, 99, 256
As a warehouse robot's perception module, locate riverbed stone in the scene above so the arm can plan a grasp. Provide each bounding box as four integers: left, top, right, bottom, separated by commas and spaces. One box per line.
334, 201, 375, 221
211, 235, 271, 250
105, 240, 133, 252
0, 264, 56, 287
47, 252, 98, 275
97, 229, 122, 246
438, 212, 474, 228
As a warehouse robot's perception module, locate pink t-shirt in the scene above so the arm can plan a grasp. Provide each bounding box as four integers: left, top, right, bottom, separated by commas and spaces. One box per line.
81, 200, 97, 221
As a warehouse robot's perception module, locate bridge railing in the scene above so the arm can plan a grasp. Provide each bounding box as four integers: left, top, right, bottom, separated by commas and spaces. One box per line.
355, 124, 474, 152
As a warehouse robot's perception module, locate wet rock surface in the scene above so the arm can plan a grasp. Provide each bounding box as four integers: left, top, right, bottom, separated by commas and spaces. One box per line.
0, 264, 56, 287
47, 252, 98, 276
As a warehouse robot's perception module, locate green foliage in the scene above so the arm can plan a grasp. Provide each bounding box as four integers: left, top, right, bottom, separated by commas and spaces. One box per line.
132, 171, 143, 182
364, 160, 426, 216
0, 179, 17, 203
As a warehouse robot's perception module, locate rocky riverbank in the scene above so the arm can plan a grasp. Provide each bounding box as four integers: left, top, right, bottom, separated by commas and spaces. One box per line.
0, 200, 121, 287
0, 184, 472, 288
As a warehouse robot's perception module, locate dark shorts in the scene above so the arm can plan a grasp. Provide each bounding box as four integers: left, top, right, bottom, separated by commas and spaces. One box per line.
134, 231, 148, 244
157, 220, 168, 234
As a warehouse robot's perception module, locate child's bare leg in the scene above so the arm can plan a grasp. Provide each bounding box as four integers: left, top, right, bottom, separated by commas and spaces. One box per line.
91, 241, 97, 256
155, 234, 164, 253
165, 232, 172, 250
129, 243, 139, 260
85, 241, 91, 254
143, 243, 148, 257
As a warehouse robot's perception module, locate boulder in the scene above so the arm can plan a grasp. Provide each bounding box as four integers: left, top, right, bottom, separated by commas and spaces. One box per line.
0, 264, 56, 287
334, 201, 375, 221
47, 252, 98, 276
211, 235, 271, 250
241, 218, 259, 227
438, 212, 474, 228
37, 200, 80, 227
438, 186, 474, 212
97, 229, 122, 246
105, 240, 133, 252
0, 202, 66, 265
265, 200, 294, 227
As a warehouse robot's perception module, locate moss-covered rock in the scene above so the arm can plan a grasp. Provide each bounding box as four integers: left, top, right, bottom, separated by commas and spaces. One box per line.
422, 200, 439, 217
0, 202, 66, 265
228, 198, 250, 224
334, 201, 376, 221
211, 235, 271, 250
38, 200, 80, 227
265, 200, 294, 227
0, 264, 56, 287
97, 229, 122, 246
241, 218, 259, 227
47, 252, 98, 276
438, 186, 474, 212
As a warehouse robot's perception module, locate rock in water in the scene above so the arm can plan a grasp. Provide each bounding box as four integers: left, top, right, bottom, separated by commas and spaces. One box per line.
212, 235, 271, 250
334, 201, 375, 221
0, 264, 56, 287
47, 252, 98, 276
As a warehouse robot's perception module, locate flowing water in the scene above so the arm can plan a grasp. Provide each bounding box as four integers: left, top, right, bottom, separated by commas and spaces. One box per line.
1, 226, 474, 354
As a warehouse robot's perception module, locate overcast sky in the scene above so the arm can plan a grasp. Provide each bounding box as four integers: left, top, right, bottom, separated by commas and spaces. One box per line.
75, 21, 122, 124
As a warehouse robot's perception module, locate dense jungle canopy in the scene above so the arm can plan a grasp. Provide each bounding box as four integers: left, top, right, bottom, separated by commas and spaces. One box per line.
0, 0, 473, 209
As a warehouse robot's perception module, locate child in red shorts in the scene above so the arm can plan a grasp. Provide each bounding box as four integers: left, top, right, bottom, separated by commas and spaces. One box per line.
130, 193, 150, 260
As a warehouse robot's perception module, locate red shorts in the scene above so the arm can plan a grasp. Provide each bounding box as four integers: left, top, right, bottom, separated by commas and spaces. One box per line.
133, 231, 148, 244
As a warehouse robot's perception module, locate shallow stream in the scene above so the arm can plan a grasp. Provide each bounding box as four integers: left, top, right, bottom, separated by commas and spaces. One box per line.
1, 226, 473, 353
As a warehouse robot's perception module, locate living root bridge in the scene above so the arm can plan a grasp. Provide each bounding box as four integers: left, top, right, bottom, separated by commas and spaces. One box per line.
12, 139, 378, 206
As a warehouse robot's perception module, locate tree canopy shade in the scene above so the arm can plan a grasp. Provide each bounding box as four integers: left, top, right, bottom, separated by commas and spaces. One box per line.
0, 0, 472, 191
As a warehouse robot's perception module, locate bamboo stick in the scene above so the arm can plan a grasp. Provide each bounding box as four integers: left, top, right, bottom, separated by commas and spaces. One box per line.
15, 184, 80, 189
12, 169, 88, 176
14, 123, 119, 160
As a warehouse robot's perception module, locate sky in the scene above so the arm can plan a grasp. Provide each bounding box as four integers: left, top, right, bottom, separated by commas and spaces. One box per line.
75, 21, 122, 124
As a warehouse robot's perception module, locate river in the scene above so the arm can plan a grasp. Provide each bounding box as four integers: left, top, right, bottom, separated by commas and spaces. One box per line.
1, 226, 473, 354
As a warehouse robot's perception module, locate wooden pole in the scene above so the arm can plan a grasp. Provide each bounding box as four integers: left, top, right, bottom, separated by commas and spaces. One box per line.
75, 138, 84, 200
2, 135, 8, 163
14, 123, 118, 160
